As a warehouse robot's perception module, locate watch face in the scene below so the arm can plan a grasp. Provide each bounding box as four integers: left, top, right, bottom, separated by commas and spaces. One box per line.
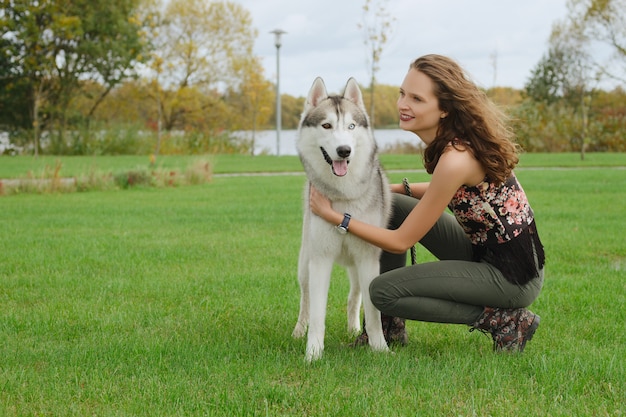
336, 226, 348, 235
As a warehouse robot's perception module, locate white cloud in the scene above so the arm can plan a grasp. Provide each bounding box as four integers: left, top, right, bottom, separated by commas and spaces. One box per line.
234, 0, 570, 96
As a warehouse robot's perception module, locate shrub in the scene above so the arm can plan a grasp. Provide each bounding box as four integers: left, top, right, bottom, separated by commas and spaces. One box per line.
114, 168, 153, 189
1, 158, 214, 196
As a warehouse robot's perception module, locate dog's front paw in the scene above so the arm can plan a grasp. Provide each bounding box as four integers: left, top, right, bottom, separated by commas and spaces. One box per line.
371, 344, 390, 353
347, 320, 361, 335
292, 322, 307, 339
305, 345, 323, 362
368, 334, 390, 353
305, 337, 324, 362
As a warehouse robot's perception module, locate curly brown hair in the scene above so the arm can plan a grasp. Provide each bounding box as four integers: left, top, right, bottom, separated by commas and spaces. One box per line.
411, 54, 520, 184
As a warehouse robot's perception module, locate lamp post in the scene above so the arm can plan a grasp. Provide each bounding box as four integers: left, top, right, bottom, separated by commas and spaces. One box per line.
270, 29, 286, 156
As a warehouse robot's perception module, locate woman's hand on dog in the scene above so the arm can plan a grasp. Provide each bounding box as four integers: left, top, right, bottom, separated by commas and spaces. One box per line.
310, 185, 342, 224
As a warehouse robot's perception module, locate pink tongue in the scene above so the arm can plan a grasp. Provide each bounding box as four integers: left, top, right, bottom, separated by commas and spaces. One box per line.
332, 160, 348, 177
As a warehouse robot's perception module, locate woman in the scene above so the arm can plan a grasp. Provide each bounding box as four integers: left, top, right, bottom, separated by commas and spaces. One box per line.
309, 54, 545, 352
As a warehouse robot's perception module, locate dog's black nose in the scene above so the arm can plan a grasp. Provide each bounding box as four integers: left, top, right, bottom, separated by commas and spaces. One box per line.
336, 146, 351, 158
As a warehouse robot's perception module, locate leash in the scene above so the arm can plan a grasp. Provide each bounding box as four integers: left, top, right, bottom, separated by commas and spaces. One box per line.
402, 177, 417, 266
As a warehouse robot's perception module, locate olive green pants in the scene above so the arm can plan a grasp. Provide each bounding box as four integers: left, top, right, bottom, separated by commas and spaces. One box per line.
371, 194, 543, 325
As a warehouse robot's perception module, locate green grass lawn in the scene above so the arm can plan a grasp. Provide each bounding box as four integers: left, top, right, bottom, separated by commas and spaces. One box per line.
1, 155, 625, 416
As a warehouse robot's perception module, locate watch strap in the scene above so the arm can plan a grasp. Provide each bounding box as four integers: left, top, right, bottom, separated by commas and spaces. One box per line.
339, 213, 351, 230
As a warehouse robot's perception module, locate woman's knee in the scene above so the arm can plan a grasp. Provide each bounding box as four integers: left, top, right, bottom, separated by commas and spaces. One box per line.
369, 274, 391, 310
510, 272, 544, 307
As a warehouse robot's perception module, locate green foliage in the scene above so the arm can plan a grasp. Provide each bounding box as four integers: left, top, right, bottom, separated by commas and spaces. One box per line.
525, 49, 572, 105
272, 94, 306, 130
0, 76, 31, 130
156, 131, 253, 155
0, 166, 624, 415
362, 83, 402, 128
94, 124, 155, 156
0, 0, 147, 156
513, 89, 626, 152
113, 167, 153, 188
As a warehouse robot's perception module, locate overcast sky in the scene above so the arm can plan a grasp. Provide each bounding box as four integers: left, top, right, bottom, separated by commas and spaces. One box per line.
230, 0, 570, 97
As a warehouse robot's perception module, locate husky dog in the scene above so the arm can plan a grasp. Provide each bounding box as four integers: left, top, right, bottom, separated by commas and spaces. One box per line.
292, 77, 392, 361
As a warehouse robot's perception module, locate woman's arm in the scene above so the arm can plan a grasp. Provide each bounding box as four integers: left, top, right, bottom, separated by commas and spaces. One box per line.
310, 149, 483, 254
390, 182, 430, 198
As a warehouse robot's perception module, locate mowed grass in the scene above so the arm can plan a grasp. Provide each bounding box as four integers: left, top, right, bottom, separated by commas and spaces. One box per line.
0, 151, 624, 179
0, 154, 625, 416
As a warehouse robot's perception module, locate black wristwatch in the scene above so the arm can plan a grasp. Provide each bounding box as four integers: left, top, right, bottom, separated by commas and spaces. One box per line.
336, 213, 351, 235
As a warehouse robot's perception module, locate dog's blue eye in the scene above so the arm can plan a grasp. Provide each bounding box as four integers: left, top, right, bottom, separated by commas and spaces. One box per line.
348, 123, 355, 130
322, 123, 332, 129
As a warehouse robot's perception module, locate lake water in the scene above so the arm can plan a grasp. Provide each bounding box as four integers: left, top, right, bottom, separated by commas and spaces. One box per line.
235, 129, 423, 156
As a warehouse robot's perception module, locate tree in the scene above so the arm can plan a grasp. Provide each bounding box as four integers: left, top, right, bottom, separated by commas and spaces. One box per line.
1, 0, 61, 155
146, 0, 257, 132
525, 20, 598, 159
358, 0, 395, 129
225, 56, 273, 154
568, 0, 626, 83
520, 0, 626, 156
74, 0, 147, 122
1, 0, 147, 155
0, 34, 31, 131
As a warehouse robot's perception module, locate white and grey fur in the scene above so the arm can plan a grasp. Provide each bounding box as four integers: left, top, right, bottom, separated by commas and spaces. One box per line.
292, 77, 392, 361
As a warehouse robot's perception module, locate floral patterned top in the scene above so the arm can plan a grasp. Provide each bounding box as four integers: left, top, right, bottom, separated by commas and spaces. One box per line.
449, 174, 545, 285
449, 175, 533, 245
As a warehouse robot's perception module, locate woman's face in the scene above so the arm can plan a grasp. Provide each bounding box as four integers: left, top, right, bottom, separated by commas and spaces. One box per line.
397, 68, 446, 144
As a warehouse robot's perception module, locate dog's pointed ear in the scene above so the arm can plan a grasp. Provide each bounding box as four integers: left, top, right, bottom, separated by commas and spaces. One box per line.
305, 77, 328, 109
343, 78, 365, 110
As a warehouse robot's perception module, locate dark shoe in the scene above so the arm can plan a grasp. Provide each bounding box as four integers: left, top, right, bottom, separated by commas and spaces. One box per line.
386, 316, 409, 345
351, 328, 370, 347
471, 307, 540, 352
351, 314, 408, 347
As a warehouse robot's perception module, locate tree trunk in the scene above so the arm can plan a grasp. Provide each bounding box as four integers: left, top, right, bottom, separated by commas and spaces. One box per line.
31, 83, 42, 158
369, 72, 375, 129
580, 90, 588, 161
